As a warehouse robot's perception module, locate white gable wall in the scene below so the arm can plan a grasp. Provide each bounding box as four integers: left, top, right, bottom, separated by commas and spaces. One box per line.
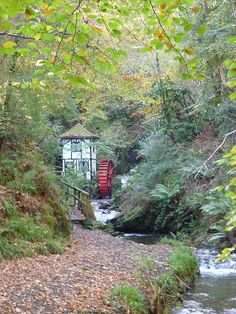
62, 138, 96, 180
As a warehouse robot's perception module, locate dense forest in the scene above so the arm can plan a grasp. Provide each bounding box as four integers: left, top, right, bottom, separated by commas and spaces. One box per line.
0, 0, 235, 313
0, 0, 235, 257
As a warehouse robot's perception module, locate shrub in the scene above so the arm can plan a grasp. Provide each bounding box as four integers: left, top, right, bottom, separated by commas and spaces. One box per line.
168, 246, 198, 282
0, 236, 15, 259
134, 244, 198, 313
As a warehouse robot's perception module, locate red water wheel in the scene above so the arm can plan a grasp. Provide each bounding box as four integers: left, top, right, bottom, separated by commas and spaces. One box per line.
98, 160, 114, 198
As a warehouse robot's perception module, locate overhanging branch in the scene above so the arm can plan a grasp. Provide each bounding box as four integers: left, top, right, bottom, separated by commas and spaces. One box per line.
0, 32, 35, 40
195, 129, 236, 178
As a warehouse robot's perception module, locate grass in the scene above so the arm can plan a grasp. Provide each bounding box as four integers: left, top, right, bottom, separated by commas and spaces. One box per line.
110, 285, 148, 314
0, 213, 69, 260
110, 241, 198, 314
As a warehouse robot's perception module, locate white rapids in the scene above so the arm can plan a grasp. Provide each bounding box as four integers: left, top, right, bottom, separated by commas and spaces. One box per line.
91, 199, 120, 224
173, 249, 236, 314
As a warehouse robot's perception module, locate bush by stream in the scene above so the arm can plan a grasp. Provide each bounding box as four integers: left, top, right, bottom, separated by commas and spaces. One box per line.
110, 242, 198, 314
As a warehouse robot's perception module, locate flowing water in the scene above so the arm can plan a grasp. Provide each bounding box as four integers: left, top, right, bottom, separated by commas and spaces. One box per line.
172, 249, 236, 314
92, 199, 120, 224
92, 174, 131, 224
92, 195, 236, 313
120, 234, 236, 313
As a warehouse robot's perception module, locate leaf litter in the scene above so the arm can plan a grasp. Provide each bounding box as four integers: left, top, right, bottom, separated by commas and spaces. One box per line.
0, 225, 172, 313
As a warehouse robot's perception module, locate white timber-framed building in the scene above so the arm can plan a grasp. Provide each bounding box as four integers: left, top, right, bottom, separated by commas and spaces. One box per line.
59, 123, 98, 180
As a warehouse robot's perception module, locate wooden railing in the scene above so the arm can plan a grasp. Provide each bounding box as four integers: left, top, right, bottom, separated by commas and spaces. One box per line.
61, 180, 96, 221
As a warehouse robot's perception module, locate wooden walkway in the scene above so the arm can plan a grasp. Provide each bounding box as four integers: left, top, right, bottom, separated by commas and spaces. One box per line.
61, 180, 96, 222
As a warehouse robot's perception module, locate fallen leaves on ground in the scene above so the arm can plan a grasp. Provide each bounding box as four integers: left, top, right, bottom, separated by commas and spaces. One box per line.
0, 225, 172, 313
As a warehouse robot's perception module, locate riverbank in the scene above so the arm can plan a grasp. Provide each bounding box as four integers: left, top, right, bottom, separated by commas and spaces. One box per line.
0, 225, 173, 313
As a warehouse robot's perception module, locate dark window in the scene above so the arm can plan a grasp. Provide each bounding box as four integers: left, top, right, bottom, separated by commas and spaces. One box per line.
71, 142, 82, 152
65, 160, 75, 170
79, 161, 89, 171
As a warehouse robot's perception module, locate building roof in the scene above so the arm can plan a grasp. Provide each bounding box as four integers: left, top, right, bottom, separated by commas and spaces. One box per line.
59, 123, 98, 139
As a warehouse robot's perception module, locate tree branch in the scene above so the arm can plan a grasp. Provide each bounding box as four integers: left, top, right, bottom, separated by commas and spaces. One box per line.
53, 0, 83, 64
195, 129, 236, 178
149, 0, 188, 71
0, 32, 35, 40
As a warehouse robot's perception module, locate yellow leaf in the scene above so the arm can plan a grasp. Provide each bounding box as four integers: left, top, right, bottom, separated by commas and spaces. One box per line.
46, 25, 52, 31
49, 56, 55, 63
34, 34, 41, 41
3, 41, 17, 48
44, 10, 52, 17
166, 42, 174, 49
184, 47, 195, 55
192, 6, 201, 13
24, 8, 32, 20
90, 25, 102, 33
160, 2, 167, 9
40, 3, 49, 10
66, 36, 73, 42
158, 34, 166, 41
153, 28, 162, 37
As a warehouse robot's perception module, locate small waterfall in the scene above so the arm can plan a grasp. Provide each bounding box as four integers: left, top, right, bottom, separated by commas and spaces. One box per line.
198, 249, 236, 277
91, 174, 131, 224
91, 199, 120, 224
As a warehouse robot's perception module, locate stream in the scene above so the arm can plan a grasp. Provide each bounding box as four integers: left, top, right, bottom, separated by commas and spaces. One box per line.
172, 248, 236, 314
123, 234, 236, 313
93, 202, 236, 314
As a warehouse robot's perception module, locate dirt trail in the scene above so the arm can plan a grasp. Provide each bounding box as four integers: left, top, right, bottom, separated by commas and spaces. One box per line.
0, 225, 172, 314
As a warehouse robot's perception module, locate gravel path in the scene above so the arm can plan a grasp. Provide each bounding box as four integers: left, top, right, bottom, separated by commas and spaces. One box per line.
0, 225, 172, 314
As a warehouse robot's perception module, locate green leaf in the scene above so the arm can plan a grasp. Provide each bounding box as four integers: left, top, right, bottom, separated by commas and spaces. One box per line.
0, 22, 12, 31
197, 25, 208, 36
27, 42, 38, 49
181, 72, 193, 80
65, 74, 90, 87
111, 29, 122, 37
183, 23, 193, 32
224, 59, 234, 67
174, 33, 185, 43
182, 0, 194, 4
227, 37, 236, 44
227, 68, 236, 78
42, 47, 52, 54
229, 91, 236, 100
77, 49, 88, 57
196, 73, 206, 80
76, 32, 89, 44
63, 54, 72, 64
214, 186, 225, 192
227, 80, 236, 88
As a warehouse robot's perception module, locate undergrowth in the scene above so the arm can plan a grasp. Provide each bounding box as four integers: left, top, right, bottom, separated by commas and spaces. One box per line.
0, 210, 70, 260
0, 151, 70, 260
110, 242, 198, 314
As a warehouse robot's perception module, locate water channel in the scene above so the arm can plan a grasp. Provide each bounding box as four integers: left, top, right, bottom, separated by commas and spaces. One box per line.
172, 248, 236, 314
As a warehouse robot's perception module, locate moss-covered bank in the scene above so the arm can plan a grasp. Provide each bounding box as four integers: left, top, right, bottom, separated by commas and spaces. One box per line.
0, 152, 70, 260
110, 241, 198, 314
